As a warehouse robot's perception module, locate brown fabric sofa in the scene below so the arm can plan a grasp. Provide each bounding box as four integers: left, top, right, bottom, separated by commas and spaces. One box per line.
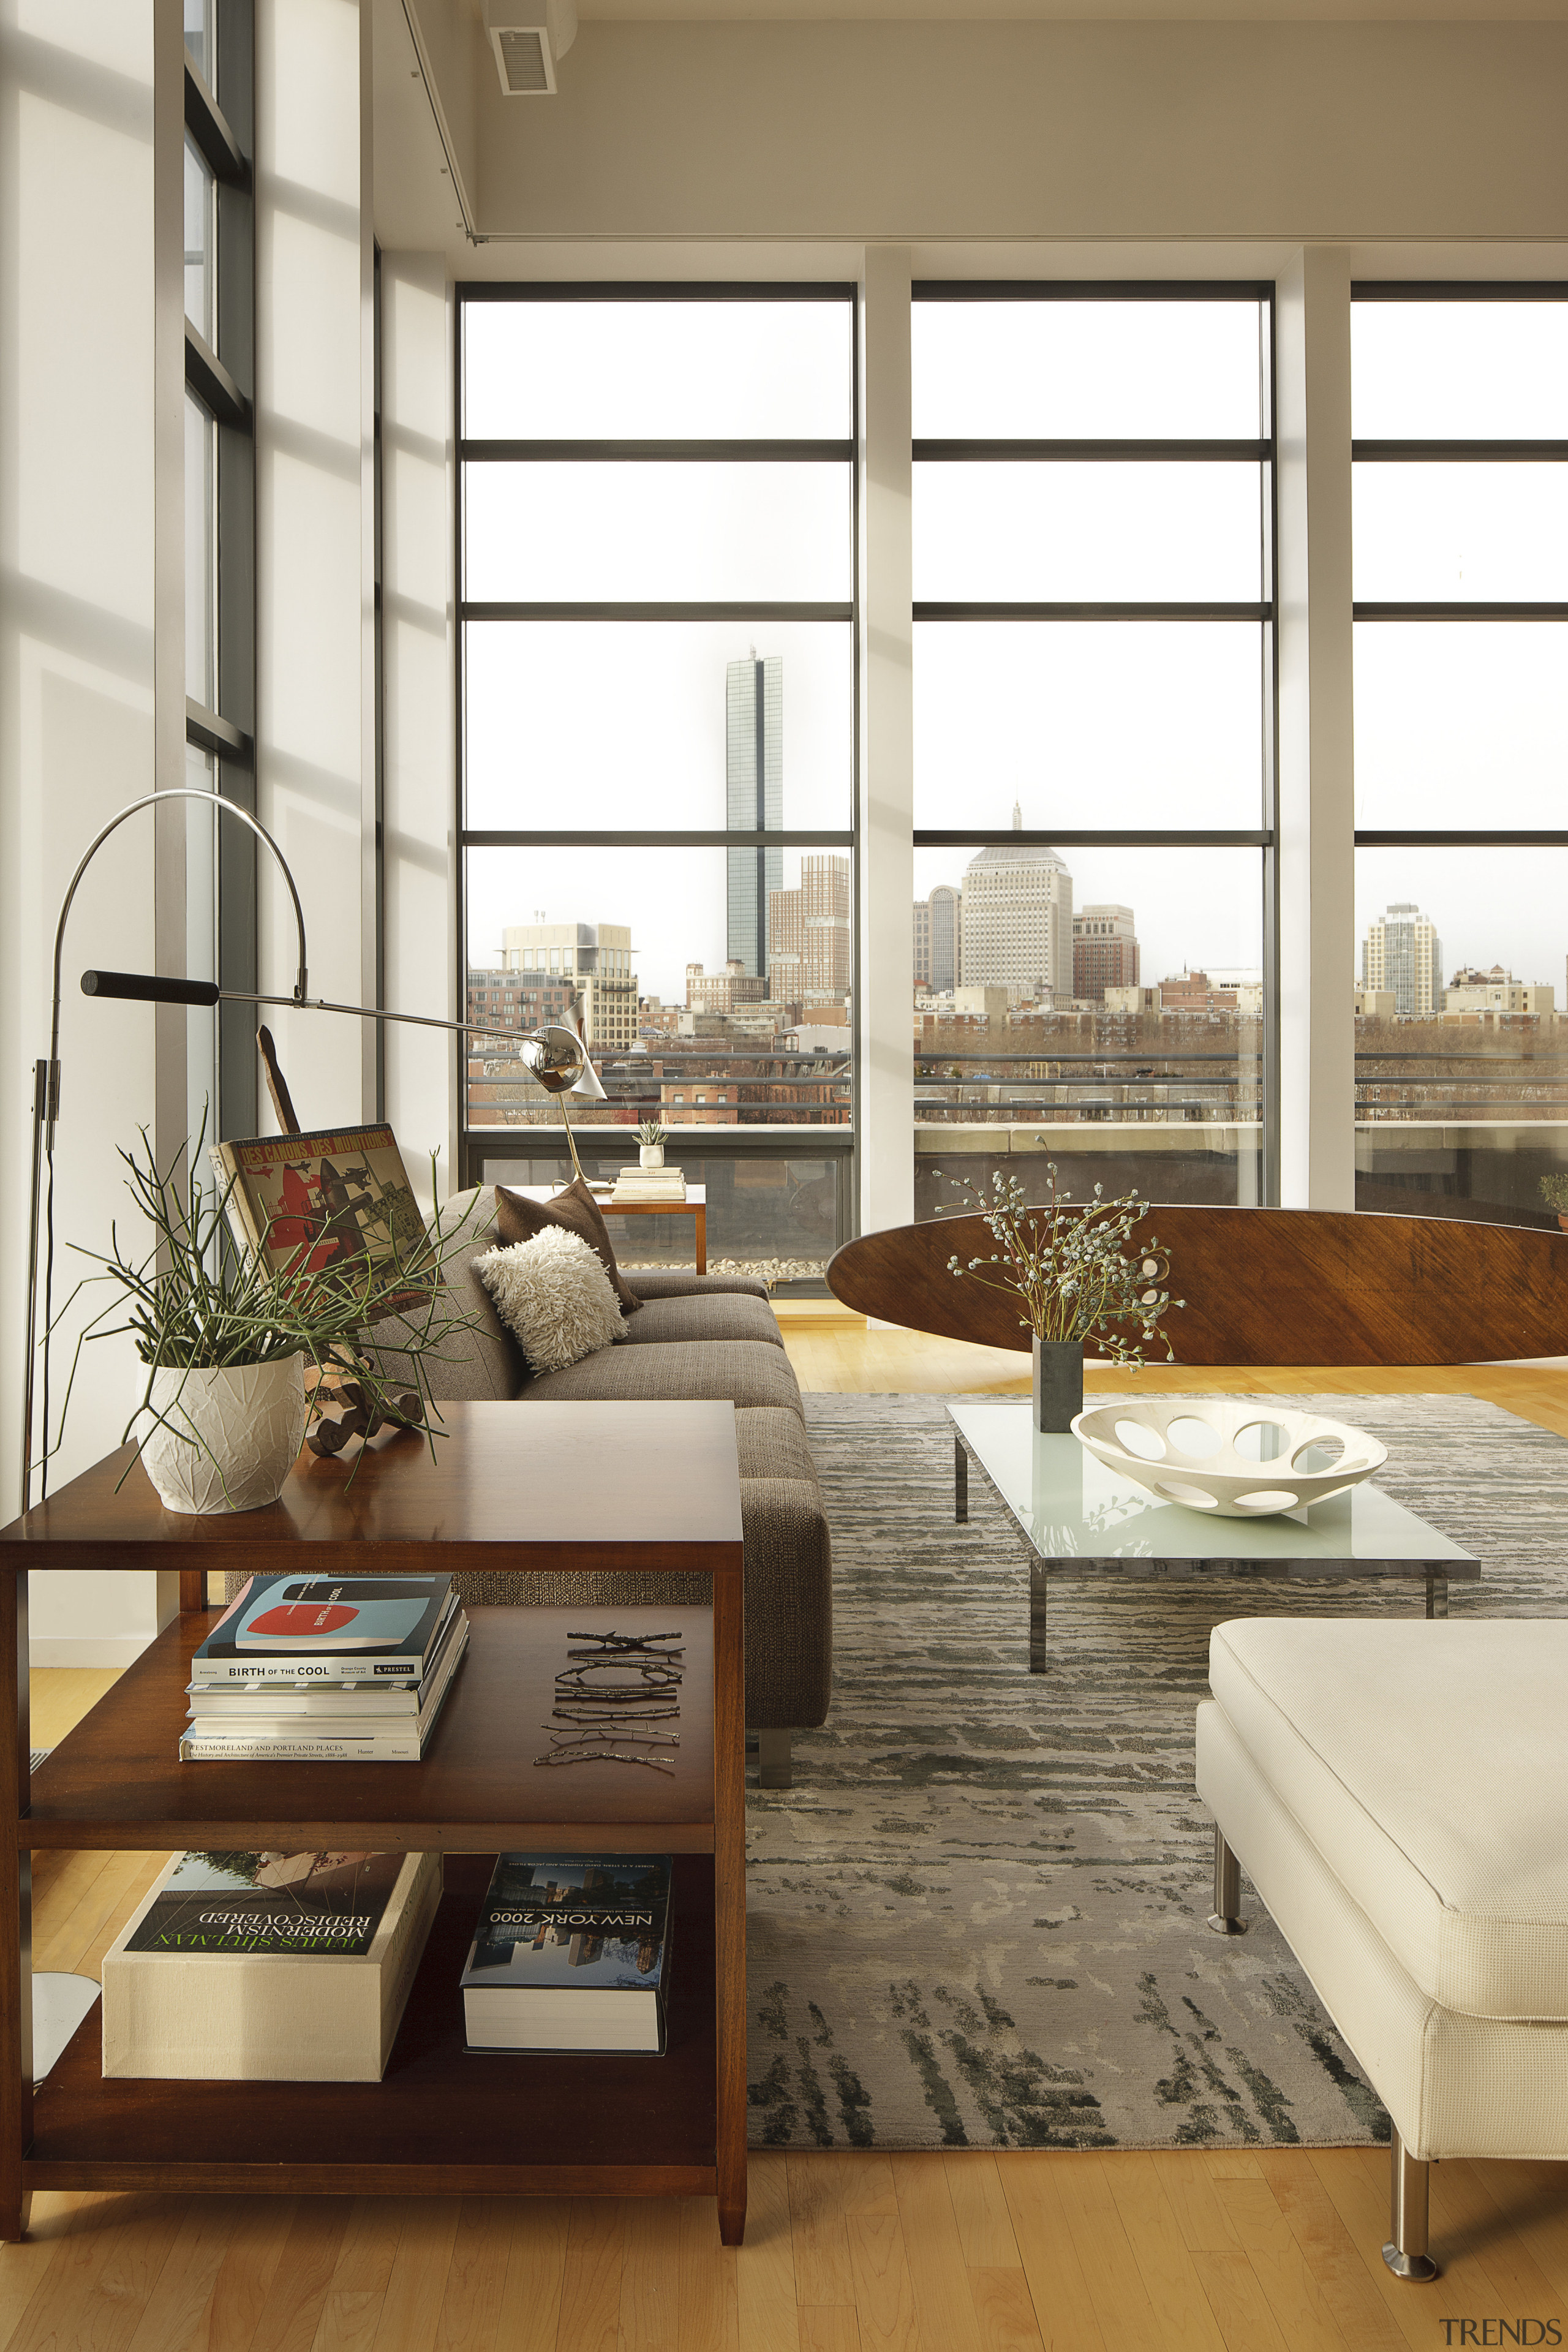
370, 1185, 831, 1787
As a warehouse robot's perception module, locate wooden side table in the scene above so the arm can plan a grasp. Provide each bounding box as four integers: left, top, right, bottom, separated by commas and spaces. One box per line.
0, 1401, 747, 2244
517, 1183, 708, 1275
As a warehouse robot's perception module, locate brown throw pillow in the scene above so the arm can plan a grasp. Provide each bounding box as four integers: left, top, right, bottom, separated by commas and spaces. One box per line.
493, 1178, 642, 1315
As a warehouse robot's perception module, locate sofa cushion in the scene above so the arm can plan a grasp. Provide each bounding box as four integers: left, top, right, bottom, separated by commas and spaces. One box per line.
627, 1272, 772, 1303
365, 1185, 524, 1403
521, 1338, 804, 1415
1209, 1618, 1568, 2021
494, 1180, 641, 1315
475, 1229, 625, 1375
616, 1293, 784, 1351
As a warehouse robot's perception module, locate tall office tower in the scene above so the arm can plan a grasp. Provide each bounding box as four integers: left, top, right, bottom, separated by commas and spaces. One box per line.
914, 886, 963, 990
1362, 902, 1443, 1018
960, 805, 1073, 1004
1072, 903, 1140, 1004
769, 854, 851, 1008
726, 651, 783, 979
929, 884, 961, 990
500, 920, 639, 1051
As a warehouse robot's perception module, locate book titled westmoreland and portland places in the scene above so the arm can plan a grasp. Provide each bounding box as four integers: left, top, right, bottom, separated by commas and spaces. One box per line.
102, 1849, 443, 2079
459, 1855, 674, 2054
182, 1574, 468, 1763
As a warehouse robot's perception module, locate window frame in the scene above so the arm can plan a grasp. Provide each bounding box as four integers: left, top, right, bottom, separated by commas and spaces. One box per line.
909, 279, 1281, 1200
453, 281, 860, 1231
1349, 280, 1568, 1216
183, 1, 258, 1142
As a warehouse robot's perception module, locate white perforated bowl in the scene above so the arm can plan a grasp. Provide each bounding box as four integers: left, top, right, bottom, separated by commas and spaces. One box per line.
1069, 1399, 1387, 1518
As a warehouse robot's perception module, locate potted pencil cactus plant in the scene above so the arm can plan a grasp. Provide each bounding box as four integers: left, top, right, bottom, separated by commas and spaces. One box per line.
51, 1118, 480, 1513
637, 1118, 669, 1170
935, 1156, 1184, 1431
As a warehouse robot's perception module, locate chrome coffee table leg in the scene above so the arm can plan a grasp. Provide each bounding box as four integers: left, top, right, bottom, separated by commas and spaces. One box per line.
1383, 2128, 1439, 2280
1028, 1562, 1049, 1672
1425, 1573, 1447, 1619
954, 1435, 968, 1524
1207, 1823, 1248, 1934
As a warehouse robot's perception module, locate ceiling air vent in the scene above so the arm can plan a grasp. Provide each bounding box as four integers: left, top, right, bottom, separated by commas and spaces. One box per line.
484, 1, 577, 97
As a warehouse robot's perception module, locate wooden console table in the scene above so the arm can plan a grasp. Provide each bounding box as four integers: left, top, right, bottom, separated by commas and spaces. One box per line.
514, 1184, 708, 1275
0, 1400, 747, 2244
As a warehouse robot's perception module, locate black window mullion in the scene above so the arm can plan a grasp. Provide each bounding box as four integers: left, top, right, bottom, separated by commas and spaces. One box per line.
462, 601, 853, 624
461, 439, 853, 464
185, 324, 250, 434
913, 601, 1272, 623
183, 53, 249, 189
913, 439, 1270, 462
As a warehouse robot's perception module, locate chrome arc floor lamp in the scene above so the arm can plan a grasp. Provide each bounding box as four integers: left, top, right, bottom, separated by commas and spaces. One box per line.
20, 785, 606, 1510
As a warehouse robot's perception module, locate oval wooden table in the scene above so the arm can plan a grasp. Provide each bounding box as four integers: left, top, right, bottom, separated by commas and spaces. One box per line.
827, 1204, 1568, 1364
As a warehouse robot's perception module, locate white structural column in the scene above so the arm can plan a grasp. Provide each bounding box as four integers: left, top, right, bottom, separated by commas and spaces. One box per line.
380, 251, 457, 1207
1275, 247, 1357, 1211
0, 4, 179, 1654
858, 247, 915, 1242
254, 0, 375, 1127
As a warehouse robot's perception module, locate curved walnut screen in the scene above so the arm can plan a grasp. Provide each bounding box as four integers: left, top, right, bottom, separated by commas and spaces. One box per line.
826, 1207, 1568, 1367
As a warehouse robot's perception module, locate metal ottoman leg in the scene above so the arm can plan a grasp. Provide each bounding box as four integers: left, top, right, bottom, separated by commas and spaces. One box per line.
1207, 1823, 1248, 1935
1382, 2128, 1439, 2281
756, 1730, 793, 1790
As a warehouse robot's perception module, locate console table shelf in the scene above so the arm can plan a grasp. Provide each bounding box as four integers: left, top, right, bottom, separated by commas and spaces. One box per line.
0, 1400, 748, 2244
24, 1607, 718, 1852
28, 1855, 717, 2198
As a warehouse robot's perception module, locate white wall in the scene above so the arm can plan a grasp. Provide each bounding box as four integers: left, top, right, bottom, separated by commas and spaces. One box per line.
1276, 247, 1356, 1212
254, 0, 376, 1131
859, 249, 915, 1243
0, 2, 184, 1657
466, 20, 1568, 246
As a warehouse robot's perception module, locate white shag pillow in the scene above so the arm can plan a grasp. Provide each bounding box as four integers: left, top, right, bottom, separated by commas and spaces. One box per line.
474, 1227, 624, 1376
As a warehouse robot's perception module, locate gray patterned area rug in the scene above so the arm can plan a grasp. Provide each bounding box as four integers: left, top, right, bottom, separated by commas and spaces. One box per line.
745, 1390, 1568, 2152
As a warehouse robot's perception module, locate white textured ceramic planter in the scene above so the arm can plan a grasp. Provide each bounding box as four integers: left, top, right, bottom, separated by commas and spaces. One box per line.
140, 1354, 308, 1514
639, 1145, 665, 1169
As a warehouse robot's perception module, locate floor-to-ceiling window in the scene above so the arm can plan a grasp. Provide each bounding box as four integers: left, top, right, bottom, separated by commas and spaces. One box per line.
1351, 285, 1568, 1229
183, 0, 257, 1142
910, 285, 1275, 1222
456, 287, 857, 1287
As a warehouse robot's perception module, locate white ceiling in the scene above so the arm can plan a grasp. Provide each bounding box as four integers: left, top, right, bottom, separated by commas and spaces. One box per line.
576, 1, 1568, 17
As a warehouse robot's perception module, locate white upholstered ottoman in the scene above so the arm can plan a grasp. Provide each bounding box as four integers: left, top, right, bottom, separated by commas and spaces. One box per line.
1196, 1618, 1568, 2282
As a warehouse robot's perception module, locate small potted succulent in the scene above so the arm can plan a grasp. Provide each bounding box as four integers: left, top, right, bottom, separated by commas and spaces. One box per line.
638, 1118, 669, 1170
936, 1156, 1184, 1431
52, 1119, 480, 1513
1540, 1172, 1568, 1231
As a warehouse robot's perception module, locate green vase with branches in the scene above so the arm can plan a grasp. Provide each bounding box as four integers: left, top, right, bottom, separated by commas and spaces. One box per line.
935, 1156, 1184, 1431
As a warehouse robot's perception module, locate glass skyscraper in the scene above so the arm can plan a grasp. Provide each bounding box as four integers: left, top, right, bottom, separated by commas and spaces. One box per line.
726, 652, 783, 978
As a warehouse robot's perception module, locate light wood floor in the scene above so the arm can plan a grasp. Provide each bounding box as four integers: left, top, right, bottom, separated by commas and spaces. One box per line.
10, 1327, 1568, 2350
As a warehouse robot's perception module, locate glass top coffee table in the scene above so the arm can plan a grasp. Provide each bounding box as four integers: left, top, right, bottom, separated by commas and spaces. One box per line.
948, 1400, 1479, 1671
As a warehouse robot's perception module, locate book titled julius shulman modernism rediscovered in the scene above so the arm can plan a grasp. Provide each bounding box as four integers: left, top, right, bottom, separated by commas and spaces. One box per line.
192, 1574, 457, 1684
101, 1849, 443, 2081
459, 1855, 674, 2055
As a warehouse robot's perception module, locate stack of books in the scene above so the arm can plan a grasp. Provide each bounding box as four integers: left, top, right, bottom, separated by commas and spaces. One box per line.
181, 1572, 469, 1763
610, 1165, 686, 1204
